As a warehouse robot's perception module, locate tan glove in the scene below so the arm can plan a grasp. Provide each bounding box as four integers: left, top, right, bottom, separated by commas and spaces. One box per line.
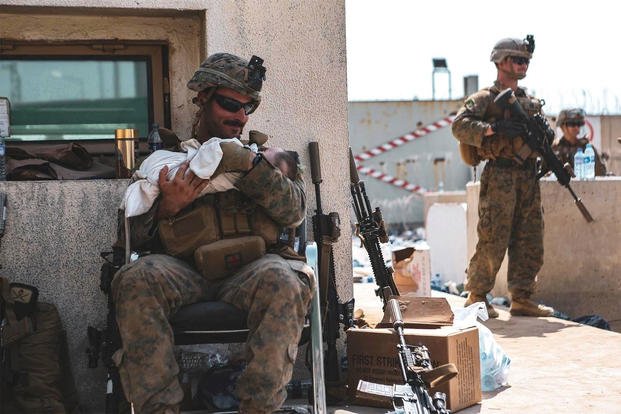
212, 142, 254, 176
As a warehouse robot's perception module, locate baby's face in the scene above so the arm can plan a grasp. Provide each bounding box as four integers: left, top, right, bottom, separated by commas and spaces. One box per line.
262, 147, 289, 176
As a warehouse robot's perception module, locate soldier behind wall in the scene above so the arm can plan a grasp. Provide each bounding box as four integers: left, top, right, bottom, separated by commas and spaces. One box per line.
552, 108, 608, 176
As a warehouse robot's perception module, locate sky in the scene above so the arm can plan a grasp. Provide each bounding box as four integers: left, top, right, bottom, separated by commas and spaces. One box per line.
346, 0, 621, 115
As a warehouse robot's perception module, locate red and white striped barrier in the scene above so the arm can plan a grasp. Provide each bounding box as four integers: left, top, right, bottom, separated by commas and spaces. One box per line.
356, 165, 427, 195
354, 115, 455, 162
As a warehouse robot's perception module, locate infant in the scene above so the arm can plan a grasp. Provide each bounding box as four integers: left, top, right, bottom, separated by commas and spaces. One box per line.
121, 138, 297, 217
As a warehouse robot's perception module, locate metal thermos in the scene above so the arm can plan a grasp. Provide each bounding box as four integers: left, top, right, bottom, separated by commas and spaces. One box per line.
115, 128, 137, 178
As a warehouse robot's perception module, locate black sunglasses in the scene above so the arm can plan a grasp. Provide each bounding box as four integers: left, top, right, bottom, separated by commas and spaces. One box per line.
509, 56, 530, 65
566, 121, 584, 127
213, 93, 258, 115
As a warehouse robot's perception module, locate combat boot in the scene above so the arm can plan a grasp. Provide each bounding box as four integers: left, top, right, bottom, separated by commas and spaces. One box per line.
510, 298, 554, 317
464, 292, 498, 319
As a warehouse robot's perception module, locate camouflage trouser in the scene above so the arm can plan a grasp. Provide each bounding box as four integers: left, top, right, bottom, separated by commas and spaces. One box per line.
466, 161, 543, 299
111, 253, 314, 414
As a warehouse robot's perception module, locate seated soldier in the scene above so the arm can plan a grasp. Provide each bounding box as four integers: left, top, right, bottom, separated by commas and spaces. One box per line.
111, 53, 314, 414
553, 108, 607, 176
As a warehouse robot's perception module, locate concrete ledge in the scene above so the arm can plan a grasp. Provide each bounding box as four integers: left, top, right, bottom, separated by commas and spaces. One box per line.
423, 190, 466, 224
466, 177, 621, 332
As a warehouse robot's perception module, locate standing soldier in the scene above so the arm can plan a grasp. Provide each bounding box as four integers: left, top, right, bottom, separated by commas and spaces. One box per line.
452, 36, 554, 318
553, 108, 607, 176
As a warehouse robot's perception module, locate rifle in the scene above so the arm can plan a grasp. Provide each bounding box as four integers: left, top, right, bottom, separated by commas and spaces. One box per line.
308, 142, 354, 390
357, 298, 457, 414
357, 298, 456, 414
86, 247, 129, 414
349, 148, 399, 306
494, 88, 594, 223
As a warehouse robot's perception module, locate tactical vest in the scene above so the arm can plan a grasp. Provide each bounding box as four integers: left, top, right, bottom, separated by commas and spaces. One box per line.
464, 86, 543, 163
0, 277, 79, 414
158, 189, 288, 280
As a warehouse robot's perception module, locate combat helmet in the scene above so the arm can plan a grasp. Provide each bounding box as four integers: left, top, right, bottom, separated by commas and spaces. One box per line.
187, 53, 266, 107
490, 35, 535, 63
557, 108, 586, 127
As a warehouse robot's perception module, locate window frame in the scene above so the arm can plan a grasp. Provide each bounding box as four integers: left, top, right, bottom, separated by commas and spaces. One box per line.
0, 39, 170, 155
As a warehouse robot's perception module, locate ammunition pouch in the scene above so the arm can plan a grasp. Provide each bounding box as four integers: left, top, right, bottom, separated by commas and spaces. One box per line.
194, 235, 266, 281
158, 190, 280, 260
159, 199, 220, 258
467, 87, 541, 164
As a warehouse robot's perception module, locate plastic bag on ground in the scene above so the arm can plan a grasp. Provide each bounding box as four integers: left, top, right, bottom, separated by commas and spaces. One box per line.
452, 302, 511, 391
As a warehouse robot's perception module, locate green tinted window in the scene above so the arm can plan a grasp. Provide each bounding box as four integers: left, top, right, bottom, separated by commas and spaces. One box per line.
0, 59, 149, 141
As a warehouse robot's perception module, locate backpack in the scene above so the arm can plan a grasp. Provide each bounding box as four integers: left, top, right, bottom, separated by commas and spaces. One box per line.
1, 276, 79, 414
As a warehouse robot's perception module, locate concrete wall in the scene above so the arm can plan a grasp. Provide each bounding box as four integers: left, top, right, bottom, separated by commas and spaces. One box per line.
0, 180, 125, 410
466, 178, 621, 332
348, 99, 470, 227
426, 202, 468, 285
600, 115, 621, 175
0, 1, 351, 411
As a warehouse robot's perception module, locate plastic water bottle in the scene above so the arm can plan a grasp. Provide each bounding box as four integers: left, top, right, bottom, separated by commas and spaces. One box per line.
305, 242, 318, 273
147, 123, 163, 153
0, 135, 6, 181
583, 143, 595, 180
573, 148, 584, 180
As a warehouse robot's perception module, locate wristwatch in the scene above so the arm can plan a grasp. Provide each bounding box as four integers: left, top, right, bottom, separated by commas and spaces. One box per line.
251, 152, 263, 168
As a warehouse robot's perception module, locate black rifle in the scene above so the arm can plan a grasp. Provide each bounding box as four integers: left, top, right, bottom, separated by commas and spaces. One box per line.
387, 298, 453, 414
86, 248, 129, 414
308, 142, 354, 389
494, 88, 594, 223
349, 148, 399, 306
357, 299, 457, 414
356, 298, 456, 413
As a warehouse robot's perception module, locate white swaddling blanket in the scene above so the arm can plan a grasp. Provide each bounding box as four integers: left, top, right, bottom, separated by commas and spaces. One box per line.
121, 138, 251, 217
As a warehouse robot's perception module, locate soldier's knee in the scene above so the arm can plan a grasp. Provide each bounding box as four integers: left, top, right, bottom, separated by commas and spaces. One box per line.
260, 261, 309, 295
112, 258, 159, 298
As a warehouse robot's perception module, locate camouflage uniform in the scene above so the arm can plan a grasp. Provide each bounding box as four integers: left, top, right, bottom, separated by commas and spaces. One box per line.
112, 137, 313, 412
452, 80, 543, 300
552, 108, 606, 177
553, 137, 606, 176
552, 136, 606, 176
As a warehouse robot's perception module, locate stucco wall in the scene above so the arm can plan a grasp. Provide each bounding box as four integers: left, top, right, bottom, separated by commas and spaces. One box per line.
0, 1, 350, 411
0, 180, 125, 410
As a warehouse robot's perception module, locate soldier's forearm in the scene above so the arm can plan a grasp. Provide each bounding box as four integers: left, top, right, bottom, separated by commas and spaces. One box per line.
237, 157, 306, 226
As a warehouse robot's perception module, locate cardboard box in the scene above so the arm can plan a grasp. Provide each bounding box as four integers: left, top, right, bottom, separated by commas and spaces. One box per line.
392, 246, 431, 297
376, 295, 454, 329
347, 326, 481, 412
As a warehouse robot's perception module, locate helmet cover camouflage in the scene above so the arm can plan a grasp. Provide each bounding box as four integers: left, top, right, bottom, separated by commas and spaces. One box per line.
187, 53, 266, 103
557, 108, 586, 126
490, 36, 534, 63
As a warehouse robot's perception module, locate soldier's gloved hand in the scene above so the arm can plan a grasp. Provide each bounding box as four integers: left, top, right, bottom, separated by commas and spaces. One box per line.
213, 142, 255, 176
491, 120, 527, 139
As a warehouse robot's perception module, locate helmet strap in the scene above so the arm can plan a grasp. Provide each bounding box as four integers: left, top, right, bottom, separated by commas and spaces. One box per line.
191, 88, 216, 139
